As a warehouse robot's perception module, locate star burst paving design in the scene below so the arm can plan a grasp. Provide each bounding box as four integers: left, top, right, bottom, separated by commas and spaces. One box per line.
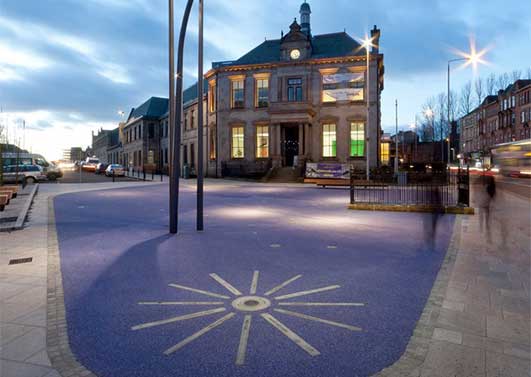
132, 271, 365, 365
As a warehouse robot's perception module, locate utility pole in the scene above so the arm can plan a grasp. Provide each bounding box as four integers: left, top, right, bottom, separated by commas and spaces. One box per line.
196, 0, 204, 231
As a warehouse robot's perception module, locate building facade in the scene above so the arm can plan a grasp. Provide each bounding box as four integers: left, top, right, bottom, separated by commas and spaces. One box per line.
204, 2, 384, 177
91, 129, 113, 163
96, 1, 385, 178
460, 79, 531, 159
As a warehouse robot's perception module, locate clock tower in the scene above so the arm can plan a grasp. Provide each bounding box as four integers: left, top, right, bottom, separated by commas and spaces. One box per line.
280, 18, 312, 61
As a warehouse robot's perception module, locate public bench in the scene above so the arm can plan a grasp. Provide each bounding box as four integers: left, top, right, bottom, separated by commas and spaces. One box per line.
0, 194, 8, 211
0, 186, 18, 198
0, 190, 13, 204
304, 178, 388, 188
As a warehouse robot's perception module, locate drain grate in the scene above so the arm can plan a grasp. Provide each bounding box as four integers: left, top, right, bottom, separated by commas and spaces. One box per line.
8, 257, 33, 265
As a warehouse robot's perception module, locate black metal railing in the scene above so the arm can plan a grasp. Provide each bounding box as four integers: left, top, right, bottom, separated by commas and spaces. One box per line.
350, 168, 470, 207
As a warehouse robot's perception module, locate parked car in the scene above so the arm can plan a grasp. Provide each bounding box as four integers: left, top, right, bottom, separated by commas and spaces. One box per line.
2, 165, 47, 184
94, 163, 108, 175
105, 164, 125, 177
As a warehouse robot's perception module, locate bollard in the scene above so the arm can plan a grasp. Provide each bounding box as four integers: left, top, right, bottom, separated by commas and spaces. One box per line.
152, 170, 154, 180
160, 173, 163, 182
143, 168, 146, 181
112, 170, 115, 183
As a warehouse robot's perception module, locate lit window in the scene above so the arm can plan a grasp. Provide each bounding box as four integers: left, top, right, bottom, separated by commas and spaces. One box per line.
210, 127, 216, 160
380, 143, 390, 165
231, 80, 245, 109
350, 122, 365, 157
322, 123, 337, 157
231, 126, 244, 158
209, 84, 216, 112
256, 125, 269, 158
256, 79, 269, 108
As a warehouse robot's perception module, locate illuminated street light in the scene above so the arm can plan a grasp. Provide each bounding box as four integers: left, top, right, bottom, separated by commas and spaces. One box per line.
447, 39, 489, 164
357, 35, 374, 181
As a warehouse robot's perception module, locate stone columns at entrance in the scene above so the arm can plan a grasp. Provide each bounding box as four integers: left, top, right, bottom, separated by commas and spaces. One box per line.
298, 123, 304, 157
304, 123, 311, 161
272, 124, 282, 168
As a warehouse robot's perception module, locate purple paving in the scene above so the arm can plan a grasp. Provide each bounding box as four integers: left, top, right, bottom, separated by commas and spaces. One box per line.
53, 182, 454, 377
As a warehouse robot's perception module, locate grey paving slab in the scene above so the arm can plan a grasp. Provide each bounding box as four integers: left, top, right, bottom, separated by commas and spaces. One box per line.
420, 340, 485, 377
487, 316, 531, 345
1, 327, 46, 362
485, 351, 531, 377
0, 358, 52, 377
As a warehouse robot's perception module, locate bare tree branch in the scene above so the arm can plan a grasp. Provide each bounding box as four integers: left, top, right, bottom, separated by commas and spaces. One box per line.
474, 77, 484, 107
497, 73, 510, 91
511, 70, 522, 81
459, 81, 472, 117
486, 73, 496, 95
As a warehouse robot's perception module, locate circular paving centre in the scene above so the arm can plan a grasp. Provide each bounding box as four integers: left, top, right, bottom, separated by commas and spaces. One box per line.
231, 296, 271, 312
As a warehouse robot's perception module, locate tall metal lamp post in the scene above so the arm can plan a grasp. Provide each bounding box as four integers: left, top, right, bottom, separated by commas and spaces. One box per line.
169, 0, 203, 234
447, 58, 467, 164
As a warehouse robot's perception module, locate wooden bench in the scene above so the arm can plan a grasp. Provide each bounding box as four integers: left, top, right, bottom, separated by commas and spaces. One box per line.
304, 178, 349, 187
0, 190, 13, 204
304, 178, 388, 188
0, 186, 18, 198
0, 194, 8, 211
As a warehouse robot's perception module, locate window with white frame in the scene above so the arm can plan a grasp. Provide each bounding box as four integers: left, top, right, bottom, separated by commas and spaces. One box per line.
322, 123, 337, 157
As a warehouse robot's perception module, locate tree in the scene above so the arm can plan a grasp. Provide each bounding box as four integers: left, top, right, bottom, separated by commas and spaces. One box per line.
448, 90, 458, 122
474, 77, 484, 106
486, 73, 496, 95
436, 92, 447, 141
497, 73, 510, 91
459, 81, 472, 117
511, 70, 522, 82
420, 98, 436, 142
527, 67, 531, 80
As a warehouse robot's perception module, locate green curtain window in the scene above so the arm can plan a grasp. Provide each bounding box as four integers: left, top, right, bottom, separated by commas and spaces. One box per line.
350, 122, 365, 157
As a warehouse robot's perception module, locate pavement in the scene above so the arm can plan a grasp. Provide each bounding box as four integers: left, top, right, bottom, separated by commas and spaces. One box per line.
0, 178, 529, 377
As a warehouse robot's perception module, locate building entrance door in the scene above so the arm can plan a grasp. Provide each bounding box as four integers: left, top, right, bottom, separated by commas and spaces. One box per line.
282, 126, 299, 167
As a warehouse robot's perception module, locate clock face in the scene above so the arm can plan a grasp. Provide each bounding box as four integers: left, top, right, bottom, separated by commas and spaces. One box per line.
290, 49, 301, 60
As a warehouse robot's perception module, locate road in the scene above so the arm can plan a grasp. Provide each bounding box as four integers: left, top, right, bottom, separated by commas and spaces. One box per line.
53, 169, 137, 184
495, 176, 531, 200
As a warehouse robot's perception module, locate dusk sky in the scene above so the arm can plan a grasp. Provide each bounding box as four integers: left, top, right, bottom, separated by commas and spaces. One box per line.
0, 0, 530, 161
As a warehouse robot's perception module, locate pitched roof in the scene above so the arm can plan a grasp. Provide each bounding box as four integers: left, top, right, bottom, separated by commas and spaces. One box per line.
215, 32, 364, 68
128, 97, 169, 121
183, 81, 209, 105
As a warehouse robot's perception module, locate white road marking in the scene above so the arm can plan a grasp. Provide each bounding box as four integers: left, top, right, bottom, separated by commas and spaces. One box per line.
274, 308, 362, 331
274, 285, 341, 300
261, 313, 320, 356
269, 244, 281, 248
250, 271, 259, 295
278, 302, 365, 307
163, 312, 236, 355
264, 274, 302, 296
138, 301, 225, 306
131, 307, 226, 331
236, 315, 252, 365
209, 273, 242, 296
168, 283, 231, 299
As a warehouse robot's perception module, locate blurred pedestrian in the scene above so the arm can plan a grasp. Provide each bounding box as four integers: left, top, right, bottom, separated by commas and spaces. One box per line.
478, 173, 496, 242
424, 184, 444, 250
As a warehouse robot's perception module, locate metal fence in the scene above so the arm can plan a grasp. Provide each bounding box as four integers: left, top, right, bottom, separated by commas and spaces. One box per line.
350, 169, 470, 207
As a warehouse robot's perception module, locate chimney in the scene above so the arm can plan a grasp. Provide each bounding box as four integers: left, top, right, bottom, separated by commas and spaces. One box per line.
370, 25, 381, 54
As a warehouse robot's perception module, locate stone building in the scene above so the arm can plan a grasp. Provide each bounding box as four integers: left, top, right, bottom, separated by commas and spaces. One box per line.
91, 128, 113, 163
460, 79, 531, 159
107, 1, 385, 179
204, 1, 384, 177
